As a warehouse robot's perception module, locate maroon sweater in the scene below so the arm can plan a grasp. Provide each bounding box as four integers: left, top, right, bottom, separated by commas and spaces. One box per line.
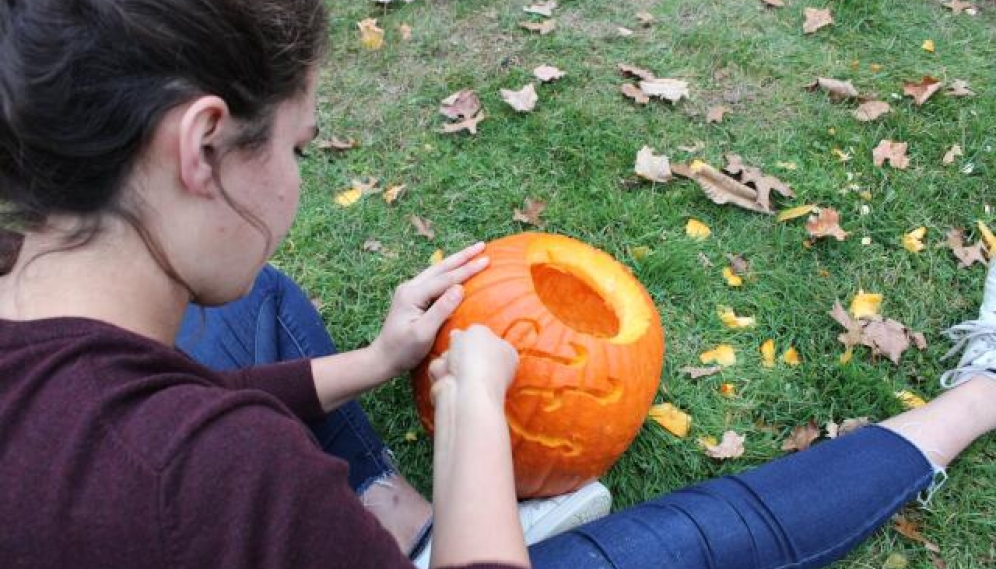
0, 317, 523, 569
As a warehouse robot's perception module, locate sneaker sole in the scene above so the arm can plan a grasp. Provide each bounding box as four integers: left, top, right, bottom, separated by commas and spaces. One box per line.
523, 488, 612, 544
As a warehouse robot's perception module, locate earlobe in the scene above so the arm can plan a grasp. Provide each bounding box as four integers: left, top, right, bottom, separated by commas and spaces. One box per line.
177, 96, 230, 198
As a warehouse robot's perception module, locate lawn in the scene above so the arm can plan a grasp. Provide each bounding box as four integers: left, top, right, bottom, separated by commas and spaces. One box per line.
276, 0, 995, 566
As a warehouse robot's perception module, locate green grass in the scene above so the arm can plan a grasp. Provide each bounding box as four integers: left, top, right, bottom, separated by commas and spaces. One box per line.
277, 0, 996, 566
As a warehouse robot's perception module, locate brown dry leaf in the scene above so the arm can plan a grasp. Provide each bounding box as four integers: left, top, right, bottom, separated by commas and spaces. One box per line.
317, 136, 357, 152
679, 366, 723, 379
409, 215, 435, 240
673, 160, 770, 214
805, 208, 848, 241
942, 144, 963, 165
440, 89, 482, 120
852, 100, 891, 122
726, 253, 750, 275
638, 78, 690, 103
635, 146, 672, 183
781, 420, 820, 452
947, 79, 975, 97
703, 430, 746, 460
893, 514, 941, 553
763, 0, 785, 6
523, 1, 557, 17
383, 184, 407, 205
635, 11, 655, 25
903, 76, 943, 106
872, 140, 910, 169
620, 83, 649, 105
441, 112, 486, 135
533, 65, 565, 83
706, 105, 729, 123
942, 0, 977, 14
829, 300, 925, 365
362, 239, 399, 259
723, 153, 795, 212
399, 23, 413, 41
617, 63, 657, 81
825, 417, 871, 439
697, 252, 714, 268
519, 19, 556, 34
929, 553, 948, 569
946, 229, 987, 268
500, 83, 538, 112
802, 7, 833, 34
807, 77, 859, 101
513, 198, 547, 226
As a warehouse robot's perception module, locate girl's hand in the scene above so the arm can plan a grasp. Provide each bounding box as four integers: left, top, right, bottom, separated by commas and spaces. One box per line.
370, 242, 489, 378
428, 325, 519, 407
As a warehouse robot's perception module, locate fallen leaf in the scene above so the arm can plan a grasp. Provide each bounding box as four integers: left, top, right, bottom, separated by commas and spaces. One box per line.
700, 344, 737, 367
946, 229, 987, 268
362, 239, 398, 258
777, 161, 798, 170
903, 76, 943, 106
648, 403, 692, 437
500, 83, 538, 112
617, 63, 657, 81
519, 19, 556, 34
723, 153, 796, 212
638, 78, 690, 103
686, 218, 712, 240
929, 554, 948, 569
440, 89, 482, 120
942, 0, 977, 14
802, 7, 833, 34
852, 100, 891, 122
826, 417, 871, 439
703, 430, 746, 459
440, 112, 486, 135
884, 552, 910, 569
383, 184, 407, 205
863, 319, 914, 364
617, 27, 635, 37
672, 160, 785, 215
977, 221, 996, 258
893, 514, 941, 553
706, 105, 729, 123
922, 39, 936, 52
831, 148, 851, 163
404, 431, 419, 442
902, 227, 927, 253
781, 420, 820, 452
513, 198, 546, 226
620, 83, 650, 105
726, 253, 750, 275
533, 65, 565, 82
942, 144, 963, 165
896, 390, 928, 409
761, 339, 776, 368
357, 18, 384, 50
782, 346, 802, 365
777, 204, 818, 222
946, 79, 975, 97
807, 77, 859, 101
630, 245, 652, 260
722, 266, 744, 287
635, 11, 655, 25
851, 290, 883, 318
717, 306, 756, 329
680, 366, 723, 379
430, 249, 444, 265
839, 346, 853, 364
698, 252, 714, 268
635, 146, 672, 182
334, 188, 363, 207
317, 136, 357, 151
805, 207, 848, 241
719, 383, 736, 398
409, 215, 435, 240
872, 139, 910, 169
399, 23, 413, 41
523, 0, 557, 17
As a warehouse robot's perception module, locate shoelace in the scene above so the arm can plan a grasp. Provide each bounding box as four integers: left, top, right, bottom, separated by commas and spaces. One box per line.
939, 320, 996, 388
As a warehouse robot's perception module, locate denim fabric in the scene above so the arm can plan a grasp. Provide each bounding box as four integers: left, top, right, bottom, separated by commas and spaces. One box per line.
175, 265, 396, 493
528, 425, 934, 569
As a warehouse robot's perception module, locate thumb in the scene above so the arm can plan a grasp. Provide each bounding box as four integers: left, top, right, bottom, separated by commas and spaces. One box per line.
419, 285, 463, 337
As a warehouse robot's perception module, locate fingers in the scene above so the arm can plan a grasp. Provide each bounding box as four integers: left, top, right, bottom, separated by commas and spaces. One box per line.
428, 353, 450, 381
410, 241, 488, 287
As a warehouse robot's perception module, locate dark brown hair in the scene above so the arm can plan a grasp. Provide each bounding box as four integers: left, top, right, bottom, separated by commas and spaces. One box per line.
0, 0, 327, 283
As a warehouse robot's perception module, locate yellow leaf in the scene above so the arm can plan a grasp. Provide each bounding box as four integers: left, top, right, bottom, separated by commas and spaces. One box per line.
922, 39, 935, 52
840, 346, 853, 364
648, 403, 692, 438
404, 431, 418, 442
383, 184, 407, 204
850, 290, 882, 318
722, 266, 743, 287
719, 383, 736, 398
902, 227, 927, 253
430, 249, 444, 265
357, 18, 385, 50
697, 436, 718, 448
630, 246, 652, 260
831, 148, 851, 162
760, 339, 776, 368
782, 346, 802, 366
334, 188, 363, 207
700, 344, 737, 367
895, 390, 927, 409
978, 221, 996, 259
776, 204, 817, 222
718, 306, 755, 329
686, 218, 712, 240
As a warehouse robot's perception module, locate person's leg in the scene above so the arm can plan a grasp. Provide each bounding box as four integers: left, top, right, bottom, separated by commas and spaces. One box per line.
176, 265, 432, 556
527, 379, 996, 569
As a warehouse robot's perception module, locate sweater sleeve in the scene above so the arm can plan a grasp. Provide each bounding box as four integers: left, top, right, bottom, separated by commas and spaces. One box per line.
215, 359, 325, 423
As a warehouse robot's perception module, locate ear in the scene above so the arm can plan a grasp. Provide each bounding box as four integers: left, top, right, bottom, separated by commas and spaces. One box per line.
177, 96, 230, 198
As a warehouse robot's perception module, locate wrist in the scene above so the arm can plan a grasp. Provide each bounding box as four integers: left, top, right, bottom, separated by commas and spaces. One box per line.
361, 341, 401, 383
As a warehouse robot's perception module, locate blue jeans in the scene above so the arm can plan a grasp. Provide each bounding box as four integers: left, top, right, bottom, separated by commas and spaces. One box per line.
178, 266, 936, 569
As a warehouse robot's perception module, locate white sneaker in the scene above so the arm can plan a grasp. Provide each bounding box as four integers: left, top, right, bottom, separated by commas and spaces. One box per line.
940, 261, 996, 388
412, 480, 612, 568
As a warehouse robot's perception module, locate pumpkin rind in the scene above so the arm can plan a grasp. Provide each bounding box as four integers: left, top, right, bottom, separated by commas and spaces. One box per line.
412, 232, 665, 498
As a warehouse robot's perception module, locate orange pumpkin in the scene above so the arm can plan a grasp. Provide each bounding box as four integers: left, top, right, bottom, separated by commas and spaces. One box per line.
412, 232, 665, 498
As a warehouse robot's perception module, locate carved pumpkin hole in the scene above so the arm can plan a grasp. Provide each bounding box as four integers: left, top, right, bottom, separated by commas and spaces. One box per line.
530, 263, 620, 338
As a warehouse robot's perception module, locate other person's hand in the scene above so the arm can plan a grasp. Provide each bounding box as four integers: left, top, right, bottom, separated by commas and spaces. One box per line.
429, 325, 519, 407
